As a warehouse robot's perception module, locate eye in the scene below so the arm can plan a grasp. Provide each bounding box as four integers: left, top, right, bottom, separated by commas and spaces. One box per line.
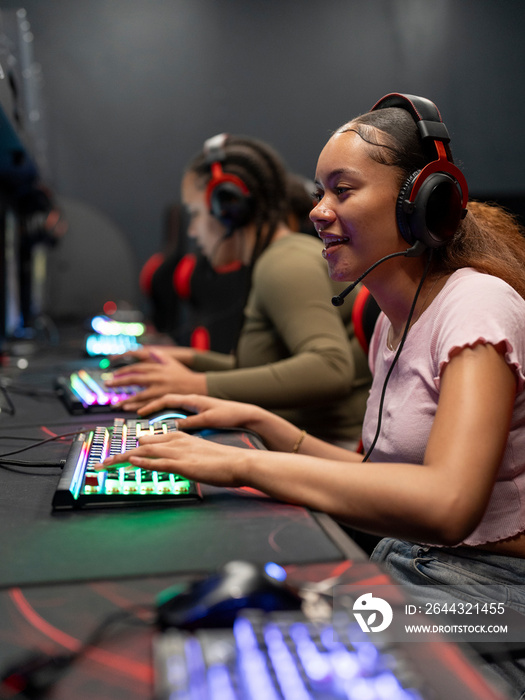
311, 188, 323, 203
335, 186, 352, 197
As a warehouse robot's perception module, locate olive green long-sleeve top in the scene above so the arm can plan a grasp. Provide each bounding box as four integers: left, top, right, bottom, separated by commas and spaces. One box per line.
191, 234, 372, 442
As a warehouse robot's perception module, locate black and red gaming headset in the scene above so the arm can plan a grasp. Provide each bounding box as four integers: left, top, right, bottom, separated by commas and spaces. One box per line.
371, 93, 469, 249
203, 133, 254, 233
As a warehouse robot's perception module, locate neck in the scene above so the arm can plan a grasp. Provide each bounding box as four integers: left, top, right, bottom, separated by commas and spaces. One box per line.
365, 250, 446, 340
365, 259, 427, 330
382, 271, 448, 350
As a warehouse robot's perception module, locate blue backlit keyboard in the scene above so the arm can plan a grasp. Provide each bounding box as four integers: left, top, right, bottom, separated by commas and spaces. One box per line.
53, 415, 201, 509
153, 610, 428, 700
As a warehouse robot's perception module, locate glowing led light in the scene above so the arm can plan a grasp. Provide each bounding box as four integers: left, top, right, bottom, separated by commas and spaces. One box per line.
103, 300, 118, 315
147, 412, 187, 424
264, 562, 287, 581
70, 373, 97, 405
91, 315, 145, 337
85, 333, 142, 356
78, 369, 111, 404
264, 624, 310, 700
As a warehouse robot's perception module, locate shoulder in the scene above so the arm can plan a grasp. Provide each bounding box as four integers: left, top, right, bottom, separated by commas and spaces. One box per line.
437, 268, 525, 316
444, 267, 520, 294
254, 234, 325, 280
259, 233, 323, 260
431, 268, 525, 389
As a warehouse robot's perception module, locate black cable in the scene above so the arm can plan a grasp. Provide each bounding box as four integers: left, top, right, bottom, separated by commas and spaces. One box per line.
0, 459, 64, 467
0, 460, 64, 472
362, 250, 434, 462
0, 431, 81, 460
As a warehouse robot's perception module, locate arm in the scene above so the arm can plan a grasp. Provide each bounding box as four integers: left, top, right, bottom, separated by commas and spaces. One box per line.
205, 238, 359, 407
111, 346, 197, 366
105, 349, 235, 410
129, 393, 363, 461
240, 343, 515, 544
101, 344, 516, 545
107, 237, 358, 410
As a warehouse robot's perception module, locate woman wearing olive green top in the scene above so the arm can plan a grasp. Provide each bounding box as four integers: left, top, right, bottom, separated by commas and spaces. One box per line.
107, 135, 371, 444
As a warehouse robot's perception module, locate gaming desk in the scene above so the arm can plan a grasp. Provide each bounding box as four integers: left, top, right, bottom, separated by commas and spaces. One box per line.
0, 343, 513, 699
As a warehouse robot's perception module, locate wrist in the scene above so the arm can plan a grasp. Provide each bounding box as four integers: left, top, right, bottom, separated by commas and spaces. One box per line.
170, 347, 196, 367
291, 429, 307, 454
190, 371, 208, 396
244, 410, 305, 453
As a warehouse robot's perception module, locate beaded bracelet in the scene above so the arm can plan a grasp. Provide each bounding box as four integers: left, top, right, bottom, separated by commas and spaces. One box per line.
292, 429, 307, 454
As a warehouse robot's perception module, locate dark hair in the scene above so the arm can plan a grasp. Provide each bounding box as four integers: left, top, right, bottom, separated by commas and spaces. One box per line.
186, 135, 289, 262
340, 108, 525, 297
286, 172, 317, 236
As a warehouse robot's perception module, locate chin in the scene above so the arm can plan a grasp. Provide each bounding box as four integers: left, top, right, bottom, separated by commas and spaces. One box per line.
327, 264, 352, 283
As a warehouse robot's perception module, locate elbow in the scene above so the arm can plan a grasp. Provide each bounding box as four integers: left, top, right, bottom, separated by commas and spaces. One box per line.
421, 492, 485, 547
431, 525, 472, 548
323, 358, 356, 396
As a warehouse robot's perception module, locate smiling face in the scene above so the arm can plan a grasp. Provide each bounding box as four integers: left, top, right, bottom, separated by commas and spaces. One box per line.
310, 127, 405, 284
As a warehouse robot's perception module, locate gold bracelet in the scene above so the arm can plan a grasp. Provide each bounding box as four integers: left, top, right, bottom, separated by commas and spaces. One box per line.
292, 429, 307, 454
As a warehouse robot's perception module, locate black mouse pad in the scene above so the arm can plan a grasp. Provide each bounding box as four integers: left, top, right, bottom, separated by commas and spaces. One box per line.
0, 428, 350, 588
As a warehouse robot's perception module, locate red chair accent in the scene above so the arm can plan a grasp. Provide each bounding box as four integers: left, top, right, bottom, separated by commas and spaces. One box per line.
351, 286, 381, 454
173, 253, 197, 299
139, 252, 165, 297
190, 326, 211, 350
352, 285, 371, 354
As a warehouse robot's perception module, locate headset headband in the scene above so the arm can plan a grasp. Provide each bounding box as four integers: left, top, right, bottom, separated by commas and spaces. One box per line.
203, 133, 251, 203
371, 93, 468, 212
367, 93, 469, 248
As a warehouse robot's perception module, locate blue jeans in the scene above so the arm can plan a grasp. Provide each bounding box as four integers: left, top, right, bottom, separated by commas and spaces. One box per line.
371, 538, 525, 699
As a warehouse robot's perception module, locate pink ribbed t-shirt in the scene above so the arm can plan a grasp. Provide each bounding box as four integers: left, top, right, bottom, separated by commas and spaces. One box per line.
364, 267, 525, 546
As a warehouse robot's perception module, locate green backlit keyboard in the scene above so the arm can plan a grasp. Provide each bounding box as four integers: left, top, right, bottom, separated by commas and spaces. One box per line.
52, 415, 201, 509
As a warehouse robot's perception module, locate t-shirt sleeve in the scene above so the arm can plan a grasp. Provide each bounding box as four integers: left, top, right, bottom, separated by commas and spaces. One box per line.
432, 273, 525, 392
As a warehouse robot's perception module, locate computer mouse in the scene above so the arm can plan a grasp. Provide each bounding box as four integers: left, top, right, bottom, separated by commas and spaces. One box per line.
146, 409, 196, 424
156, 560, 302, 630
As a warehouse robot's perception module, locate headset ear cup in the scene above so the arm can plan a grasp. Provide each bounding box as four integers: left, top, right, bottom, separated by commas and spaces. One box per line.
422, 174, 462, 245
397, 171, 463, 248
396, 171, 419, 245
208, 181, 254, 232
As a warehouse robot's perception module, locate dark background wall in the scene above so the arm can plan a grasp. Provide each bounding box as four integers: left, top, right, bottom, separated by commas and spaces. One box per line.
2, 0, 524, 314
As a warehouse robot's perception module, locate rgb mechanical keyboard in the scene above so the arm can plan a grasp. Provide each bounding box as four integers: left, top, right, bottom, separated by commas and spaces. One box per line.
53, 415, 201, 509
55, 367, 142, 414
154, 609, 429, 700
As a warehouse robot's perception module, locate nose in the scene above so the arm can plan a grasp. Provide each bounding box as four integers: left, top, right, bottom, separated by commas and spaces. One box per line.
186, 218, 198, 239
309, 199, 335, 232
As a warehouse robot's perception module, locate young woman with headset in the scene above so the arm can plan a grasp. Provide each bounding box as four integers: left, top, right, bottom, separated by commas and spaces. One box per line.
108, 134, 372, 445
101, 95, 525, 695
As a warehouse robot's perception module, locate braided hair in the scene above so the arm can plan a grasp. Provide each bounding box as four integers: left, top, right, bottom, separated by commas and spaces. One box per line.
186, 135, 289, 265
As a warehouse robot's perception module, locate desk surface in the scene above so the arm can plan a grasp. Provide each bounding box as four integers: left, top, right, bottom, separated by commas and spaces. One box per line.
0, 342, 511, 700
0, 350, 365, 589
